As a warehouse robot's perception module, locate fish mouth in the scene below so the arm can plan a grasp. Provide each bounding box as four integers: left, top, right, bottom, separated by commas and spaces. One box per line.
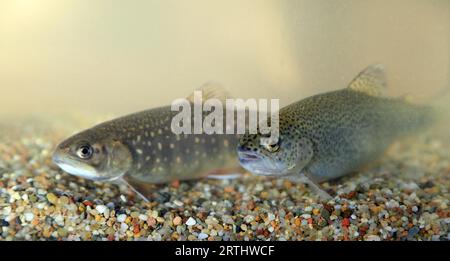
52, 149, 100, 181
52, 150, 65, 165
237, 150, 287, 177
237, 151, 263, 164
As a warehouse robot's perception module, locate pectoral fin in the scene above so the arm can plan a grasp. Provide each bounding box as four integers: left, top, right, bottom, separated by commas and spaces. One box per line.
285, 172, 333, 201
114, 176, 153, 203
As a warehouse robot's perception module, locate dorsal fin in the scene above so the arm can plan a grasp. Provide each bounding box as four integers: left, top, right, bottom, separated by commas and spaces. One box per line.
347, 64, 386, 97
186, 82, 229, 104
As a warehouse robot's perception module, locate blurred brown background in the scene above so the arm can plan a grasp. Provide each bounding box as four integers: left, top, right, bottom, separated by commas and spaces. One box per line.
0, 0, 448, 116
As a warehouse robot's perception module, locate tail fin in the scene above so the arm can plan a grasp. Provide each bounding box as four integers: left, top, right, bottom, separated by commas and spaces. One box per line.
407, 84, 449, 145
400, 84, 449, 134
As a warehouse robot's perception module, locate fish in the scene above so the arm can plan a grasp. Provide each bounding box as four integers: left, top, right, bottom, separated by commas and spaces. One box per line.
52, 84, 242, 201
237, 64, 435, 199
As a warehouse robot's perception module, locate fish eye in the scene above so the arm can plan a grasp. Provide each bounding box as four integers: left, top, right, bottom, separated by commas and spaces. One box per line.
264, 143, 280, 153
76, 145, 94, 159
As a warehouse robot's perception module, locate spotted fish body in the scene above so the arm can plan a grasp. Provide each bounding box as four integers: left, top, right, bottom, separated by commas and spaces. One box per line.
52, 89, 240, 191
278, 87, 432, 182
238, 65, 435, 184
101, 107, 238, 183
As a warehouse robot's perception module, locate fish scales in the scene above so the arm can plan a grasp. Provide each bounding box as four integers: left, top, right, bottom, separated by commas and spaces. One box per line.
237, 64, 435, 185
279, 88, 433, 181
53, 94, 240, 186
113, 107, 238, 183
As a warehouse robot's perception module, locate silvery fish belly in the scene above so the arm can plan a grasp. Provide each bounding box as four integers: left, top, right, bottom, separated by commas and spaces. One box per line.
52, 88, 241, 190
238, 64, 435, 184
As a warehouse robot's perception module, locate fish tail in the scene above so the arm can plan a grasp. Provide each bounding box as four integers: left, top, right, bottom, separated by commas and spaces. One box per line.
390, 95, 435, 132
407, 85, 450, 131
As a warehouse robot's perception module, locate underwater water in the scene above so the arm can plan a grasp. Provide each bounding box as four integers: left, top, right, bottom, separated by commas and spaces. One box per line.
0, 0, 449, 241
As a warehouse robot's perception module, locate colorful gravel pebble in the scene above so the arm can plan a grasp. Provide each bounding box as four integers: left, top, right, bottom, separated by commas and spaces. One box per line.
0, 115, 449, 241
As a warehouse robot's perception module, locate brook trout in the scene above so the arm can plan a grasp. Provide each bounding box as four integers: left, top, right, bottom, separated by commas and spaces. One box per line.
52, 86, 240, 200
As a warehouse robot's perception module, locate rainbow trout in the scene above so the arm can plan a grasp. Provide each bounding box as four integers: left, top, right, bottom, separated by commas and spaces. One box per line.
52, 87, 240, 200
237, 65, 435, 199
